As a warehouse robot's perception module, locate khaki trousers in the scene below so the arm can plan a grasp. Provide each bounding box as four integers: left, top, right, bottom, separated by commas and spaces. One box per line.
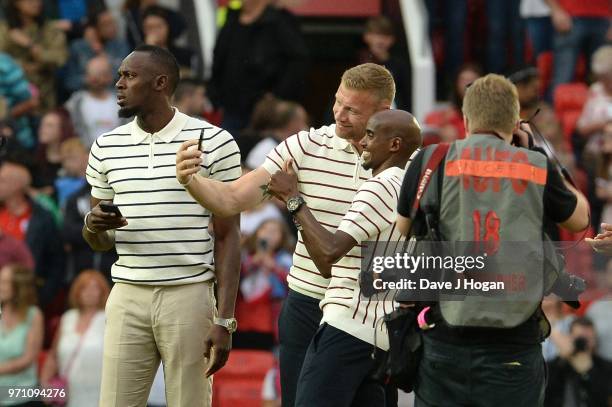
99, 281, 215, 407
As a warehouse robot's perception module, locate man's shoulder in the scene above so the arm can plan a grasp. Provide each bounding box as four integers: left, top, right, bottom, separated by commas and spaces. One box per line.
285, 124, 337, 147
183, 115, 231, 138
359, 167, 404, 197
94, 122, 134, 147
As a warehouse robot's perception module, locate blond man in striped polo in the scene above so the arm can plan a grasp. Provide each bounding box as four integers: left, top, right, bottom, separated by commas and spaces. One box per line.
176, 63, 395, 406
267, 109, 421, 406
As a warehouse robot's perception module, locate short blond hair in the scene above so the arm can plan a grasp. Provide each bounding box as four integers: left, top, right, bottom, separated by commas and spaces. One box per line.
341, 63, 395, 103
462, 74, 519, 135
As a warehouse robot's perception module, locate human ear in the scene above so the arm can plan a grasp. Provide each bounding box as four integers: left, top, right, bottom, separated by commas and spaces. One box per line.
389, 137, 401, 152
154, 74, 168, 92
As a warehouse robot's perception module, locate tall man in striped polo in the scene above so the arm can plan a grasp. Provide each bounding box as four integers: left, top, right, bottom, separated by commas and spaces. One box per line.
83, 45, 242, 407
176, 63, 395, 406
266, 110, 422, 406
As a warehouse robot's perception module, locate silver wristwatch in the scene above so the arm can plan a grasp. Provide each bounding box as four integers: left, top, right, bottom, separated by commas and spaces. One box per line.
214, 317, 238, 334
286, 195, 305, 214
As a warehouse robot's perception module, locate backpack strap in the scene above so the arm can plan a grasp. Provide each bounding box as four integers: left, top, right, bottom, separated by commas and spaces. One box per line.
410, 143, 450, 219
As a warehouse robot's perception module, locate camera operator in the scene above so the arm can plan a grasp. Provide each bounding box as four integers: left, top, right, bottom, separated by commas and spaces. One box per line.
545, 317, 612, 407
397, 74, 590, 406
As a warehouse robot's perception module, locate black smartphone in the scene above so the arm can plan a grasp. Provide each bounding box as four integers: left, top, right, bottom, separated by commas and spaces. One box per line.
198, 128, 205, 152
99, 202, 123, 217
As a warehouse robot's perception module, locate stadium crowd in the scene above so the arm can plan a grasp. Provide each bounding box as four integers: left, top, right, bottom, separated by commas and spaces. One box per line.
0, 0, 610, 406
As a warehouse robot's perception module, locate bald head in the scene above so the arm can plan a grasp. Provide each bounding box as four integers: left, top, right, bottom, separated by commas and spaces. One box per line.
0, 162, 31, 202
370, 110, 422, 151
360, 109, 422, 173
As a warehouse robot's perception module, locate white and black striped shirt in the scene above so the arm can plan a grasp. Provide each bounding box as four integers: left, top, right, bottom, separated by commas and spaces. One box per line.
262, 124, 371, 299
320, 166, 406, 349
86, 109, 241, 285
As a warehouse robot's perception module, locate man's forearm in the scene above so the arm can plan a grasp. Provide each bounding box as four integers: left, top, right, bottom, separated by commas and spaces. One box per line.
82, 227, 115, 251
294, 207, 344, 277
213, 216, 241, 318
186, 176, 237, 217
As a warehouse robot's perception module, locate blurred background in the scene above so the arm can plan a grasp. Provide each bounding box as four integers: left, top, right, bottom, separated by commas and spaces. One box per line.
0, 0, 610, 406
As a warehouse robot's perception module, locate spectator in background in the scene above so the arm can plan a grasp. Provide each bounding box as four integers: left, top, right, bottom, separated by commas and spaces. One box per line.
545, 317, 612, 407
0, 0, 68, 111
0, 52, 37, 150
424, 0, 467, 85
521, 0, 553, 62
546, 0, 611, 88
123, 0, 184, 50
209, 0, 309, 137
41, 270, 109, 407
172, 78, 213, 119
594, 123, 612, 227
532, 106, 575, 170
51, 0, 106, 41
64, 7, 130, 94
576, 46, 612, 141
65, 55, 122, 147
61, 182, 117, 282
0, 230, 34, 270
0, 153, 65, 307
245, 96, 308, 170
141, 5, 195, 76
541, 297, 574, 362
486, 0, 525, 74
0, 264, 44, 407
235, 219, 292, 350
358, 16, 411, 111
424, 63, 482, 142
55, 138, 88, 210
32, 108, 76, 197
508, 65, 577, 168
586, 260, 612, 361
509, 65, 546, 120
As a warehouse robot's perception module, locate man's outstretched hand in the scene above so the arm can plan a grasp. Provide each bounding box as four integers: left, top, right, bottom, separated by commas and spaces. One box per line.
176, 139, 203, 185
268, 158, 299, 203
585, 223, 612, 255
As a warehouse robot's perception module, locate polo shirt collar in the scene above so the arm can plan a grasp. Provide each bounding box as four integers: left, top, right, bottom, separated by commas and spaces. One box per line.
330, 124, 357, 153
131, 108, 188, 144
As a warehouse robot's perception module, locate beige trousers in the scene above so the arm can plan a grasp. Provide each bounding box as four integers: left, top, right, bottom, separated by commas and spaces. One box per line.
99, 281, 215, 407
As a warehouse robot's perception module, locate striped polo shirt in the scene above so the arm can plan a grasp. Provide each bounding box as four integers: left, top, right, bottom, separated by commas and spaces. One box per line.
86, 109, 241, 285
262, 124, 371, 299
320, 166, 406, 350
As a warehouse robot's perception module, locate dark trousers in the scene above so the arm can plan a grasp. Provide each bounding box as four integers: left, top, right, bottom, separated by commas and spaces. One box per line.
295, 323, 385, 407
485, 0, 525, 74
278, 289, 323, 407
552, 17, 609, 89
415, 335, 546, 407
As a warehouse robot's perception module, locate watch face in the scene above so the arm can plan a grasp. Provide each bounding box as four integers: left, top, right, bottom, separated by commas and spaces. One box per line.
229, 319, 237, 331
287, 198, 299, 212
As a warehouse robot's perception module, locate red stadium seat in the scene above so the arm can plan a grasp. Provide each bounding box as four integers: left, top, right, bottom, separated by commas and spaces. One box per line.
559, 110, 583, 141
213, 350, 275, 381
213, 379, 263, 407
212, 350, 275, 407
553, 82, 589, 145
553, 83, 589, 116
